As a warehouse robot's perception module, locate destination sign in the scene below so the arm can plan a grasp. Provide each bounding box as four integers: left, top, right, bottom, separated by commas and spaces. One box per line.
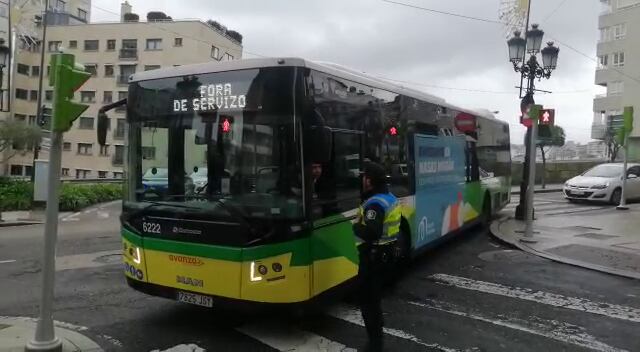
173, 83, 247, 112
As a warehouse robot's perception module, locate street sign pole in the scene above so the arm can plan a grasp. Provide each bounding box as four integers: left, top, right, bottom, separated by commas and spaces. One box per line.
521, 105, 541, 243
617, 132, 629, 210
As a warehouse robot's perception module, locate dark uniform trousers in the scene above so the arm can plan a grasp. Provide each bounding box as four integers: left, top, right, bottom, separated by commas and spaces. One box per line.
358, 243, 383, 350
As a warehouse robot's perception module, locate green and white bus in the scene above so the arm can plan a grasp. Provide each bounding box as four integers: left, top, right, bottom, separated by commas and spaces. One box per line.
99, 58, 511, 308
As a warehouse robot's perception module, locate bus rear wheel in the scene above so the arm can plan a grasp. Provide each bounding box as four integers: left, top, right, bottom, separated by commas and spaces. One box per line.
481, 195, 492, 228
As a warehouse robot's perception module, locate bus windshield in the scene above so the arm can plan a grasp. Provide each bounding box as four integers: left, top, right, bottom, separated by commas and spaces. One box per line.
125, 67, 302, 220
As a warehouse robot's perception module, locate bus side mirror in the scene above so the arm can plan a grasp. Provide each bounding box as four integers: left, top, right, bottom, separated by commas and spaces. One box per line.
307, 126, 332, 163
97, 111, 109, 146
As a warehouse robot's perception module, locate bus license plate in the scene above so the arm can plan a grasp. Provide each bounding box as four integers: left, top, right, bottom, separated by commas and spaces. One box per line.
177, 291, 213, 308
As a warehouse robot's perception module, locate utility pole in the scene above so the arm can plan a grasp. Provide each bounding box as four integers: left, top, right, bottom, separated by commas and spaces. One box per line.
32, 0, 50, 181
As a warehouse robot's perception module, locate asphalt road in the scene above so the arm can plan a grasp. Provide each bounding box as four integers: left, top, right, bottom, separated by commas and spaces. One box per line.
0, 196, 638, 352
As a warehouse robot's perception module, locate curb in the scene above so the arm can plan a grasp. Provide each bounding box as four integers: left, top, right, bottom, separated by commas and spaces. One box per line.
511, 188, 563, 196
489, 217, 640, 280
0, 316, 104, 352
0, 221, 43, 228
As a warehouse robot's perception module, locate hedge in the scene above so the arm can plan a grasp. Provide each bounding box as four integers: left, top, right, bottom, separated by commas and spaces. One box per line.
0, 180, 122, 212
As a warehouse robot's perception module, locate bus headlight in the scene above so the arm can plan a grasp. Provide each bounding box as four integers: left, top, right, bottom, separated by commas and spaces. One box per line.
250, 261, 263, 282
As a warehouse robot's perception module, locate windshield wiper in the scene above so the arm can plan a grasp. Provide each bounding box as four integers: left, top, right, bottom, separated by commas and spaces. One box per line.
123, 200, 202, 222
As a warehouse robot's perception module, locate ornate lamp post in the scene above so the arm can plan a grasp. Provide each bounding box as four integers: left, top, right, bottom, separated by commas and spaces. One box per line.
507, 24, 559, 221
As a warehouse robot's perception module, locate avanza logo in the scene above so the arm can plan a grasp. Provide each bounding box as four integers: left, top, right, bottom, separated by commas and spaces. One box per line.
176, 275, 204, 288
169, 254, 204, 266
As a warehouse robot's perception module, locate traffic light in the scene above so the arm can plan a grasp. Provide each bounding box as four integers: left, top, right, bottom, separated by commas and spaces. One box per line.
49, 53, 91, 132
539, 109, 555, 125
39, 105, 52, 130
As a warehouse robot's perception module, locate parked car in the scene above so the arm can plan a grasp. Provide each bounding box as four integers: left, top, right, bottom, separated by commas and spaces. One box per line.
563, 163, 640, 204
142, 167, 194, 196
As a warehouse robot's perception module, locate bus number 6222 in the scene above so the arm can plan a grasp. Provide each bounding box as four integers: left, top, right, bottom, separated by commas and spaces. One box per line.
142, 222, 161, 234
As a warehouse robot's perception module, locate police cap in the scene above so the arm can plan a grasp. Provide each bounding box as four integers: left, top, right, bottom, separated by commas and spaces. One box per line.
363, 161, 387, 187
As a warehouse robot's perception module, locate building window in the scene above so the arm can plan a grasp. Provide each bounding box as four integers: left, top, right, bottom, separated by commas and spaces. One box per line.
28, 115, 36, 125
104, 64, 114, 77
77, 143, 92, 155
98, 171, 108, 178
69, 40, 77, 49
99, 144, 109, 156
75, 169, 91, 179
63, 142, 71, 151
146, 38, 162, 50
118, 65, 136, 84
55, 0, 66, 11
61, 168, 69, 177
598, 55, 608, 69
29, 90, 38, 101
144, 65, 160, 71
31, 66, 40, 76
15, 89, 28, 100
122, 39, 137, 49
224, 53, 234, 61
77, 8, 87, 21
17, 63, 29, 75
79, 116, 94, 129
84, 64, 97, 76
103, 91, 113, 103
613, 23, 626, 40
80, 91, 95, 103
141, 146, 156, 160
612, 52, 625, 67
48, 41, 62, 52
45, 90, 53, 101
600, 27, 611, 42
84, 40, 99, 51
107, 39, 116, 51
10, 165, 23, 176
608, 81, 624, 95
174, 37, 183, 47
211, 45, 219, 59
113, 172, 123, 179
118, 91, 128, 101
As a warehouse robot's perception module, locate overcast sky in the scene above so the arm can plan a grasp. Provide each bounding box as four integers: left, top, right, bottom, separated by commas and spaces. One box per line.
92, 0, 602, 144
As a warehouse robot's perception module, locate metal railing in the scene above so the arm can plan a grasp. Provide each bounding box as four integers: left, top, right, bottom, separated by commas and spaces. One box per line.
119, 48, 138, 60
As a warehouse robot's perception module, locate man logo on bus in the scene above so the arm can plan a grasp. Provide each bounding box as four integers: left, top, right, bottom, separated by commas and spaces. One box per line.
124, 262, 143, 280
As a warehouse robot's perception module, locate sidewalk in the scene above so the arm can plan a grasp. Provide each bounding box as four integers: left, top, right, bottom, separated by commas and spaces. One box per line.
0, 317, 102, 352
0, 210, 46, 227
510, 184, 564, 195
491, 204, 640, 280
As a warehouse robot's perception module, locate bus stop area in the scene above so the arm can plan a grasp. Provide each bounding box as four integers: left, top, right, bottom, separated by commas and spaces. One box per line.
491, 203, 640, 280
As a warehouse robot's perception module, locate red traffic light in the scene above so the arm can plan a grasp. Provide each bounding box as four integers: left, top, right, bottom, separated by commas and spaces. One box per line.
389, 126, 398, 136
540, 109, 555, 125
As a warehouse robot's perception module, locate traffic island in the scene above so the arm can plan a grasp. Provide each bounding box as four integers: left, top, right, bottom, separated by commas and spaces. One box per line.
0, 317, 103, 352
490, 205, 640, 280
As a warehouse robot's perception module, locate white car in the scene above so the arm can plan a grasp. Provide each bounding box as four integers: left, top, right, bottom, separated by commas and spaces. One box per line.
563, 163, 640, 204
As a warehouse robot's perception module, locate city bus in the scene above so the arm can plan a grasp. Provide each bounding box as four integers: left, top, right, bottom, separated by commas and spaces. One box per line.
97, 58, 511, 308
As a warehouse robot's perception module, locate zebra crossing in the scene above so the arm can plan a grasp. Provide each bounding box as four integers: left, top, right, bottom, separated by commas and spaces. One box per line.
502, 195, 610, 217
194, 271, 638, 352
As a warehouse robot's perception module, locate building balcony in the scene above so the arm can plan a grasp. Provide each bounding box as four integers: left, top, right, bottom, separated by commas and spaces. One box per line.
593, 94, 623, 111
119, 48, 138, 60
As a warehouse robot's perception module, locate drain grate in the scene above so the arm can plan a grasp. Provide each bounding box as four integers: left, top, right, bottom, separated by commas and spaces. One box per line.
575, 233, 619, 240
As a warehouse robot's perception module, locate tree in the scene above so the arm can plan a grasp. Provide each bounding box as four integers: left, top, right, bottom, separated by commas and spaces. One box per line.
226, 30, 243, 44
123, 13, 139, 22
0, 119, 42, 163
146, 11, 171, 22
537, 125, 565, 189
206, 19, 225, 32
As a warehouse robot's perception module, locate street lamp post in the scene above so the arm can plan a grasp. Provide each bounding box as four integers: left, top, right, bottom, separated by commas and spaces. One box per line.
0, 38, 10, 111
507, 24, 559, 223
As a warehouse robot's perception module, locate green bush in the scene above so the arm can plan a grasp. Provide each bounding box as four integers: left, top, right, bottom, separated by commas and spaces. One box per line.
1, 181, 122, 212
0, 180, 33, 211
59, 183, 122, 211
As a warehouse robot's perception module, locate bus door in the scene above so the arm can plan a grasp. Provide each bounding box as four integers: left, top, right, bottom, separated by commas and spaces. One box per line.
310, 128, 364, 296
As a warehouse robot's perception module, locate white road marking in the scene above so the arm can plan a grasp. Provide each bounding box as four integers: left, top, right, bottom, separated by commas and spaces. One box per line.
97, 211, 110, 219
429, 274, 640, 323
237, 323, 356, 352
0, 259, 16, 264
150, 344, 205, 352
409, 299, 628, 352
328, 304, 460, 352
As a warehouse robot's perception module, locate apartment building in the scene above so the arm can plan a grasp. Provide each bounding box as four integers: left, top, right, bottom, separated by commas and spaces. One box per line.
1, 2, 243, 178
592, 0, 640, 160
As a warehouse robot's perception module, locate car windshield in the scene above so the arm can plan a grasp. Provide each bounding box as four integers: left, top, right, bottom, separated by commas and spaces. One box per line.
125, 67, 303, 219
582, 164, 623, 178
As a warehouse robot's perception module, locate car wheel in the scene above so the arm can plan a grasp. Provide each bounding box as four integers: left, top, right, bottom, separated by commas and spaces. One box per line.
610, 188, 622, 205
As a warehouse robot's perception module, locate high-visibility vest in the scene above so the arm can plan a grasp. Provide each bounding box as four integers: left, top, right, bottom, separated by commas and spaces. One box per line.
357, 192, 402, 244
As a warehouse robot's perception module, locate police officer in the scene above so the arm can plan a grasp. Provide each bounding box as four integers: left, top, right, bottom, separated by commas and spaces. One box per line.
353, 162, 402, 352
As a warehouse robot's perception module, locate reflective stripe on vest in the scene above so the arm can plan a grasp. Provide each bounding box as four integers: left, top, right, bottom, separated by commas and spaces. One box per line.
358, 193, 402, 244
